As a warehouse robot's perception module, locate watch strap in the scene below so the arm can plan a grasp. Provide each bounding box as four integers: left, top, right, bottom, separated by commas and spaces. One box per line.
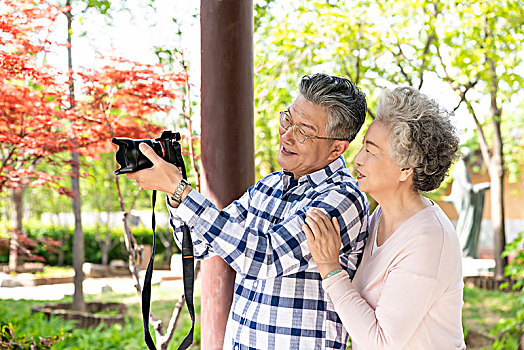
171, 179, 189, 204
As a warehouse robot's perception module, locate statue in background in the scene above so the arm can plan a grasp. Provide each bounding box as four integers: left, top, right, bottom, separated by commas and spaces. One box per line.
446, 149, 490, 258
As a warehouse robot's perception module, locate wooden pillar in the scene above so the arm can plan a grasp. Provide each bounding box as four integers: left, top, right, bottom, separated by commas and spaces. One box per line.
200, 0, 254, 349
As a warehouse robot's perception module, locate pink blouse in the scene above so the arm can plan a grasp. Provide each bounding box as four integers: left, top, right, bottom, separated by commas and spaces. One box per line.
323, 203, 466, 349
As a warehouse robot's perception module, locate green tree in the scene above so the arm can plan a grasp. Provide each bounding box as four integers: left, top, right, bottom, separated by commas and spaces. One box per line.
430, 0, 524, 278
254, 1, 524, 274
253, 0, 380, 180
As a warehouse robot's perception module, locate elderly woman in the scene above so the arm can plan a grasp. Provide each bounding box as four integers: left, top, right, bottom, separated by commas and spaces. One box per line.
303, 86, 466, 349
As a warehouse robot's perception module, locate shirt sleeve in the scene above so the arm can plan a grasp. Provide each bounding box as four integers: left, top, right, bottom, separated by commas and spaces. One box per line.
167, 196, 214, 259
172, 186, 367, 280
322, 236, 441, 349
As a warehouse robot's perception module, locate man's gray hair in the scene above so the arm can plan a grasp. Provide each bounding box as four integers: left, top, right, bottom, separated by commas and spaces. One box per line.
376, 86, 460, 192
299, 73, 367, 142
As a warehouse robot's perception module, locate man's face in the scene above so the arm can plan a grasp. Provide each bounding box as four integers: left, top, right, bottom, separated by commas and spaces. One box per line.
277, 95, 338, 179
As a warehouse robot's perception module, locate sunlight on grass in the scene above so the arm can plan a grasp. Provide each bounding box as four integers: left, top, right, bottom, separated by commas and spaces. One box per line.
34, 266, 75, 278
0, 282, 519, 349
462, 285, 521, 341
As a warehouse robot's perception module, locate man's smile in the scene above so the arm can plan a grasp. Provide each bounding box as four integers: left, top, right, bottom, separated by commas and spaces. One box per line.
281, 145, 297, 156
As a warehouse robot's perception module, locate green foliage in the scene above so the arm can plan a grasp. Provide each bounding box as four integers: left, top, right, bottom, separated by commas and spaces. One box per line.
501, 232, 524, 291
0, 283, 520, 350
491, 232, 524, 349
0, 300, 72, 349
252, 1, 381, 180
0, 284, 201, 349
252, 0, 524, 189
25, 153, 153, 216
0, 323, 67, 349
462, 284, 521, 349
502, 106, 524, 183
0, 223, 177, 266
52, 321, 145, 350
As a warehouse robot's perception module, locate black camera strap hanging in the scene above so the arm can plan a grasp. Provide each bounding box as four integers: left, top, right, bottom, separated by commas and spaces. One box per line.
141, 188, 196, 350
112, 130, 195, 349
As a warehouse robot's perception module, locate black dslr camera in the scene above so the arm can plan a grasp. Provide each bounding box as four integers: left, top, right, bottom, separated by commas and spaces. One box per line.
112, 130, 185, 176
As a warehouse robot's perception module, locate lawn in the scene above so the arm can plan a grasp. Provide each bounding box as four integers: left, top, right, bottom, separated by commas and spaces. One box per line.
0, 281, 201, 350
0, 283, 521, 349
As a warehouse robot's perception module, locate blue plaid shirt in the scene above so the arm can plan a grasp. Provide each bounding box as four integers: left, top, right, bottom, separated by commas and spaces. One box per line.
169, 157, 368, 349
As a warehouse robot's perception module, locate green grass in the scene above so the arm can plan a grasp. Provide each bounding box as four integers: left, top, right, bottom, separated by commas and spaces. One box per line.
0, 284, 520, 349
462, 286, 522, 349
34, 266, 75, 278
463, 286, 520, 333
0, 282, 201, 349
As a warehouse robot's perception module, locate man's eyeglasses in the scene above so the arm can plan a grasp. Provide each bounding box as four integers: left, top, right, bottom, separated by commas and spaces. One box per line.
279, 110, 348, 144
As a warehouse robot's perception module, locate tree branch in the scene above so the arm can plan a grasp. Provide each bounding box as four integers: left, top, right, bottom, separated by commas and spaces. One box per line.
355, 21, 363, 85
394, 43, 413, 86
464, 99, 492, 169
178, 51, 201, 191
417, 34, 435, 89
161, 261, 201, 347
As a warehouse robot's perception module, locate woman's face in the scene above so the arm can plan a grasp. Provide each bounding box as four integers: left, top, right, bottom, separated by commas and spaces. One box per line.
353, 120, 404, 198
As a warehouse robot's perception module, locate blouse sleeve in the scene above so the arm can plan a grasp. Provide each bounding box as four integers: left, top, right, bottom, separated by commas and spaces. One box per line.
323, 269, 438, 349
322, 221, 446, 349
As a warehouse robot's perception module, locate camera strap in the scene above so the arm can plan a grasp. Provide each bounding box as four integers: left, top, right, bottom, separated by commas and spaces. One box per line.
141, 190, 195, 350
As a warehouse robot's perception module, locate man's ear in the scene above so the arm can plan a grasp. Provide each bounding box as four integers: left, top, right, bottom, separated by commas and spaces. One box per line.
329, 140, 349, 161
399, 167, 414, 182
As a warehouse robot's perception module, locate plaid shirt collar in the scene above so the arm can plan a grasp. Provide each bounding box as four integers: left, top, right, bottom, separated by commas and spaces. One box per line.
282, 156, 347, 192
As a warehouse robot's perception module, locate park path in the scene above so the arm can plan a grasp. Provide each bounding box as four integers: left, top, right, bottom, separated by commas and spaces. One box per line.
0, 270, 180, 301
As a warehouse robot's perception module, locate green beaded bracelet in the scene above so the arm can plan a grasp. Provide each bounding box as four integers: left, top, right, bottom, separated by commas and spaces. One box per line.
324, 269, 343, 280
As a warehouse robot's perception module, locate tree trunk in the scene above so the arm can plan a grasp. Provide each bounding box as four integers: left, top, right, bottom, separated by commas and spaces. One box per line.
101, 232, 110, 266
71, 149, 85, 312
65, 2, 84, 312
487, 56, 507, 280
8, 186, 24, 272
490, 122, 507, 279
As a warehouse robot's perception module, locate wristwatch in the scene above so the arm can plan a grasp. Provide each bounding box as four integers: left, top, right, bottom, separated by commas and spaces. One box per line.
171, 179, 189, 204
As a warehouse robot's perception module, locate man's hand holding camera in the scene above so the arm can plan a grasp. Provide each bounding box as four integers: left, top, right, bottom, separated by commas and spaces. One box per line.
126, 143, 191, 207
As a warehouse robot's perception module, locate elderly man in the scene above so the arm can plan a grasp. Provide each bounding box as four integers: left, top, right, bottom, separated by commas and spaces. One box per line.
127, 73, 369, 349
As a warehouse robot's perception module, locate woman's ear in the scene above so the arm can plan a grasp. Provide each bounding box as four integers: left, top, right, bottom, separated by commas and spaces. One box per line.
329, 140, 349, 160
399, 167, 414, 182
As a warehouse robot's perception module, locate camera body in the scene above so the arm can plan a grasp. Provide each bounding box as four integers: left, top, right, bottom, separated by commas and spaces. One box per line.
112, 130, 185, 176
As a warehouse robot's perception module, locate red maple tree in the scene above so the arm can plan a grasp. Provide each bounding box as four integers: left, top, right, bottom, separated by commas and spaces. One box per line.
70, 57, 187, 152
1, 0, 187, 190
0, 0, 71, 192
1, 0, 188, 270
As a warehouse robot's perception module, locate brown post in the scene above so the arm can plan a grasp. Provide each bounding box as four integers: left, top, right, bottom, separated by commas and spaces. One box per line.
200, 1, 254, 349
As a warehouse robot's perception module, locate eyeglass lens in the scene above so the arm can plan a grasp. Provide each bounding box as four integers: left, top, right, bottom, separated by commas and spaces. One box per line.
280, 111, 308, 143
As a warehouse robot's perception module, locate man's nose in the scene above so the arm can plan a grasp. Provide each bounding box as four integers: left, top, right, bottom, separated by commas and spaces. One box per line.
354, 148, 364, 166
280, 125, 294, 142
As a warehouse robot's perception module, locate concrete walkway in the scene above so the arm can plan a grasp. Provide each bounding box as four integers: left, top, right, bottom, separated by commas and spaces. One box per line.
0, 258, 495, 301
0, 270, 182, 301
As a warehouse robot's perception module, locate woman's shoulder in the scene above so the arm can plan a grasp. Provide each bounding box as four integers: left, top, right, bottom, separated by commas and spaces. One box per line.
396, 204, 462, 269
413, 204, 458, 243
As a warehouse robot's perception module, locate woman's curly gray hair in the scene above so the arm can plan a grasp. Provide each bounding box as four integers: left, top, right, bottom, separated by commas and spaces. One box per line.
376, 86, 460, 192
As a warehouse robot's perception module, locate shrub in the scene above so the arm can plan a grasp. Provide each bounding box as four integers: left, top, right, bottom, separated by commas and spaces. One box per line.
0, 223, 179, 266
491, 232, 524, 350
